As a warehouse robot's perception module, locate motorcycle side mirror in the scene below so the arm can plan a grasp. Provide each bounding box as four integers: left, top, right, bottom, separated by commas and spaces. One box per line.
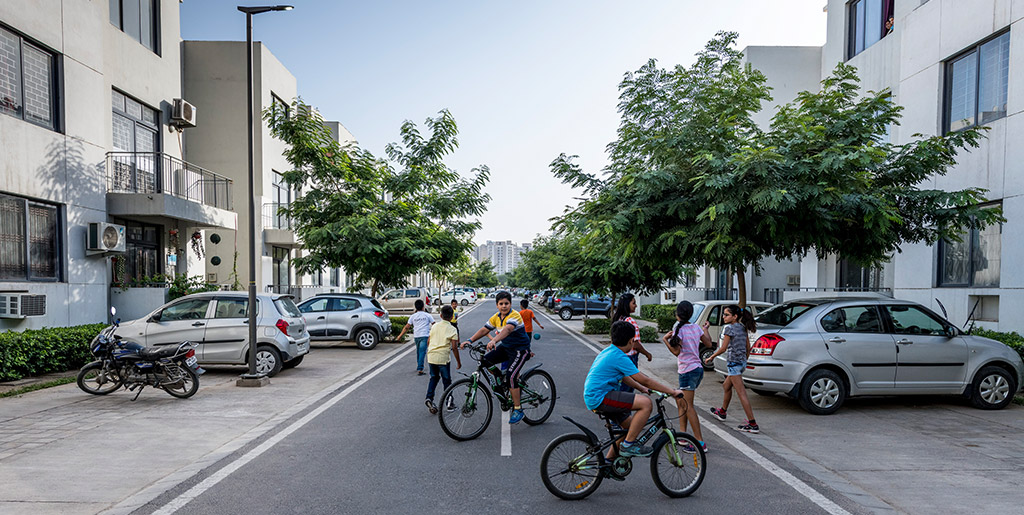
110, 306, 117, 317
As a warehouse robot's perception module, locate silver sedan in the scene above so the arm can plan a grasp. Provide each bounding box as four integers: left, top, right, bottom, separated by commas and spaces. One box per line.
713, 297, 1024, 415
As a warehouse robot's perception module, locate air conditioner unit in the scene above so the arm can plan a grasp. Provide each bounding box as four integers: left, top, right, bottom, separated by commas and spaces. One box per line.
87, 222, 126, 253
786, 275, 801, 286
171, 98, 197, 128
0, 293, 46, 318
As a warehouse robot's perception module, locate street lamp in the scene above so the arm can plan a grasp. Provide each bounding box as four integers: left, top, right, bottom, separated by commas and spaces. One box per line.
237, 4, 293, 387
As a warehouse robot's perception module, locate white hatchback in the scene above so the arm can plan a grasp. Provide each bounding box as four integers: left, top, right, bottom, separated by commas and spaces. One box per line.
437, 289, 476, 306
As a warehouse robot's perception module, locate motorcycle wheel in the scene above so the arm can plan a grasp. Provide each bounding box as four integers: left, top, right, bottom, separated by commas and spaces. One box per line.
161, 364, 199, 399
77, 362, 123, 395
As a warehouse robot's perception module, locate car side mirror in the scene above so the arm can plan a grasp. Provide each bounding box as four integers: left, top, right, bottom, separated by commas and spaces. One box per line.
148, 312, 161, 323
945, 326, 957, 338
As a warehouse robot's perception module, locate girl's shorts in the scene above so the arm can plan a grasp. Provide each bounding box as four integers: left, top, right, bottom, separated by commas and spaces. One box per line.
726, 361, 747, 376
678, 368, 704, 390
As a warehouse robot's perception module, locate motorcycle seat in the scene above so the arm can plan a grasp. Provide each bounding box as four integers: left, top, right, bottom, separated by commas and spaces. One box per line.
138, 346, 180, 360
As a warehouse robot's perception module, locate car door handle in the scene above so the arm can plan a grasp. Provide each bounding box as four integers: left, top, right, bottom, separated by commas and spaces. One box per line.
191, 322, 205, 327
351, 315, 358, 319
317, 316, 326, 320
827, 337, 846, 343
897, 338, 913, 345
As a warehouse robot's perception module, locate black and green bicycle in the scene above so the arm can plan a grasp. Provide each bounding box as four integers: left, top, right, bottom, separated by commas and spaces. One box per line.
438, 341, 556, 441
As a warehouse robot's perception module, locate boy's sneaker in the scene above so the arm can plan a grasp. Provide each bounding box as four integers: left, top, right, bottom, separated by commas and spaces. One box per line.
681, 441, 708, 453
425, 399, 437, 415
709, 407, 727, 421
444, 397, 456, 412
736, 421, 760, 434
509, 409, 525, 424
619, 441, 654, 458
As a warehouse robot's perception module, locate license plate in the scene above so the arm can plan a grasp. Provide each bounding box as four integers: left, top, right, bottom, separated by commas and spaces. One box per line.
186, 356, 198, 367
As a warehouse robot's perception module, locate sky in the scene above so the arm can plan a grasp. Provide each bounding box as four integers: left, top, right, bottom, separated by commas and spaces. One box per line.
180, 0, 828, 247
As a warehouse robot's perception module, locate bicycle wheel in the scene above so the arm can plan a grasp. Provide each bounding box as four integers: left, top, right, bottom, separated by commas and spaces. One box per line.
77, 362, 123, 395
650, 431, 706, 498
540, 433, 604, 500
439, 378, 493, 441
520, 369, 556, 425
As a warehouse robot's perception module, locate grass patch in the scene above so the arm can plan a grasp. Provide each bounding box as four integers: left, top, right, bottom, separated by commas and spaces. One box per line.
0, 376, 76, 398
1014, 395, 1024, 407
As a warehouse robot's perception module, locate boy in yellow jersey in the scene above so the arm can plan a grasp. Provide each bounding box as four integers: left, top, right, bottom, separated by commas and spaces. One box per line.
461, 291, 532, 424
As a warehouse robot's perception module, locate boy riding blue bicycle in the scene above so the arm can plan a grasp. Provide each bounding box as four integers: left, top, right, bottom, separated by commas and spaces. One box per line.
461, 291, 532, 424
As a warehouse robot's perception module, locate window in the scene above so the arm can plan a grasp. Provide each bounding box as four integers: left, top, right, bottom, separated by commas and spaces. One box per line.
847, 0, 895, 59
0, 24, 59, 130
706, 306, 721, 326
272, 247, 290, 286
0, 193, 61, 281
271, 93, 290, 118
111, 90, 160, 193
330, 268, 340, 287
159, 299, 210, 322
884, 305, 947, 336
337, 299, 360, 311
820, 306, 882, 333
112, 221, 160, 284
271, 171, 291, 229
213, 299, 249, 318
837, 259, 883, 289
938, 216, 1001, 288
687, 303, 706, 324
109, 0, 159, 52
945, 32, 1010, 132
300, 298, 330, 313
755, 302, 817, 326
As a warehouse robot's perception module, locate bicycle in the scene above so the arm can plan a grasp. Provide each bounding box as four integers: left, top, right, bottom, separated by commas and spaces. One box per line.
540, 392, 706, 499
438, 341, 556, 441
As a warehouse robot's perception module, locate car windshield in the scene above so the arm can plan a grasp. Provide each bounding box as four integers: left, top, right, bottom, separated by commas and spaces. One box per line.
274, 297, 302, 317
755, 301, 816, 327
688, 304, 706, 324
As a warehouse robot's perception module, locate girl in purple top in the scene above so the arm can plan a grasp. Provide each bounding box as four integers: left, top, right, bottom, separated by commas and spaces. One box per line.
663, 301, 711, 452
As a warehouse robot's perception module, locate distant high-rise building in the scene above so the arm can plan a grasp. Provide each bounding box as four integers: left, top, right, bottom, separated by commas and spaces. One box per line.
473, 240, 530, 275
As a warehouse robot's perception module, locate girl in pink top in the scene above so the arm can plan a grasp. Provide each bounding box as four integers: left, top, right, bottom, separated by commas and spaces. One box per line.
662, 301, 711, 452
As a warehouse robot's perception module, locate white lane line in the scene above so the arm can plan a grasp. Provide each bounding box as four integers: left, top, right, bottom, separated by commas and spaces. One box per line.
501, 411, 512, 456
539, 311, 851, 515
152, 345, 415, 515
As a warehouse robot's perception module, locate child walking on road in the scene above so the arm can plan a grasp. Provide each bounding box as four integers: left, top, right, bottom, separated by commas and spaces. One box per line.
519, 299, 543, 341
425, 305, 461, 414
396, 299, 433, 375
705, 304, 760, 433
662, 301, 710, 451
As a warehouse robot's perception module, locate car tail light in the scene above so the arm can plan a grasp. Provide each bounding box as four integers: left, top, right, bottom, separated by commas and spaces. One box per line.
751, 334, 784, 356
373, 310, 385, 318
426, 296, 431, 305
276, 319, 290, 336
554, 298, 561, 303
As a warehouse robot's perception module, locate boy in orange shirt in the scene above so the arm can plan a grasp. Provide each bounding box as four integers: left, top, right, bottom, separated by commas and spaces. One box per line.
519, 299, 544, 341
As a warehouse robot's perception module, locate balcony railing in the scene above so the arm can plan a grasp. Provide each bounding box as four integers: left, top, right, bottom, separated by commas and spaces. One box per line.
763, 287, 893, 305
106, 152, 233, 210
263, 202, 293, 230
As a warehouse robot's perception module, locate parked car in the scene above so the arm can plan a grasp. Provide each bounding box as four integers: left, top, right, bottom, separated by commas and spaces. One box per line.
545, 289, 561, 309
297, 293, 391, 350
553, 293, 613, 320
712, 297, 1024, 415
437, 289, 475, 306
378, 287, 431, 314
112, 291, 309, 377
689, 300, 772, 370
462, 287, 479, 303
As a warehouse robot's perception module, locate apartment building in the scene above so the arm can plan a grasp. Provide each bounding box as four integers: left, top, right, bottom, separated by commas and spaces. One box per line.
0, 0, 236, 327
474, 240, 529, 275
674, 0, 1021, 332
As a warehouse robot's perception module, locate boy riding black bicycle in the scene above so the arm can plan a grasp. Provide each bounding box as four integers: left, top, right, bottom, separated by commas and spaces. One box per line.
461, 291, 532, 424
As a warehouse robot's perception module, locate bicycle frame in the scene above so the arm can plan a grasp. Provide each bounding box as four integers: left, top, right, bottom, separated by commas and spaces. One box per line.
457, 343, 544, 409
562, 394, 686, 471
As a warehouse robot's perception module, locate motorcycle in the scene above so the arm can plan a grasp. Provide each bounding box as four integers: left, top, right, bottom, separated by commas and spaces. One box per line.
77, 308, 203, 400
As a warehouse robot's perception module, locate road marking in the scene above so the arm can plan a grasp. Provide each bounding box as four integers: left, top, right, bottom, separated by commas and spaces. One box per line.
151, 345, 415, 515
539, 311, 852, 515
501, 410, 511, 456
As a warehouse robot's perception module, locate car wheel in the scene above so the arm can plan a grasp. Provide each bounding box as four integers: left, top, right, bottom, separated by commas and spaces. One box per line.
751, 388, 775, 397
434, 298, 442, 306
969, 365, 1016, 410
355, 328, 379, 350
255, 346, 283, 377
282, 355, 304, 369
699, 347, 715, 371
461, 299, 469, 306
558, 307, 573, 320
797, 368, 845, 415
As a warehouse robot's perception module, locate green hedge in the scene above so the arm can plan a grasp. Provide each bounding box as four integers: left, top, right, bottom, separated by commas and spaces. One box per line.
582, 318, 659, 343
0, 323, 106, 382
639, 326, 659, 343
640, 304, 675, 321
388, 316, 409, 342
971, 329, 1024, 363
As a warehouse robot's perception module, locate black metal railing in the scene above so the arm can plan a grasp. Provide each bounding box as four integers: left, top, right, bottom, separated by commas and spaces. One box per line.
106, 152, 232, 210
763, 287, 893, 304
262, 202, 293, 230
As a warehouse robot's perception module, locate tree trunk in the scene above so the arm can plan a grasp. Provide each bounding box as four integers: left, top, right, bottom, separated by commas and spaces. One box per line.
583, 295, 589, 321
371, 279, 380, 298
736, 268, 747, 309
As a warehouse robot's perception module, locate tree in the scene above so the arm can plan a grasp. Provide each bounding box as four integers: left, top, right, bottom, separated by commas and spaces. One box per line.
266, 101, 490, 297
552, 32, 1001, 307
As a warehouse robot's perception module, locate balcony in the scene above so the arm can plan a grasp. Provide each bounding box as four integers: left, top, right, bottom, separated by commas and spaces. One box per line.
263, 202, 300, 248
105, 152, 236, 229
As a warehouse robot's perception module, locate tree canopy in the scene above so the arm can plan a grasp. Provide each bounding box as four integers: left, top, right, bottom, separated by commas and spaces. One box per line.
552, 32, 1002, 306
266, 102, 490, 296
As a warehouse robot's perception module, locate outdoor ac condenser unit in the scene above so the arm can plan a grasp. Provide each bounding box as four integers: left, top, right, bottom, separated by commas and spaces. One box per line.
172, 98, 197, 127
786, 275, 801, 286
0, 293, 46, 318
87, 222, 126, 253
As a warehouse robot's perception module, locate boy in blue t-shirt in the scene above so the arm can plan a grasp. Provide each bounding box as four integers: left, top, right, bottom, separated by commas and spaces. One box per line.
584, 320, 683, 458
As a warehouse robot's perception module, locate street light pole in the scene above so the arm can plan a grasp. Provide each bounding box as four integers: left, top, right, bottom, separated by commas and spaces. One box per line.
237, 4, 293, 387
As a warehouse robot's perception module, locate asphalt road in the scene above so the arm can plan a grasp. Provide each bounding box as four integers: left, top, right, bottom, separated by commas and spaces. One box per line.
135, 303, 861, 515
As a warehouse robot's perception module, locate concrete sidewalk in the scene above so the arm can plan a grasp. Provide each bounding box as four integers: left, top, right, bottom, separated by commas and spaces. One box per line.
0, 341, 410, 515
541, 310, 1024, 515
